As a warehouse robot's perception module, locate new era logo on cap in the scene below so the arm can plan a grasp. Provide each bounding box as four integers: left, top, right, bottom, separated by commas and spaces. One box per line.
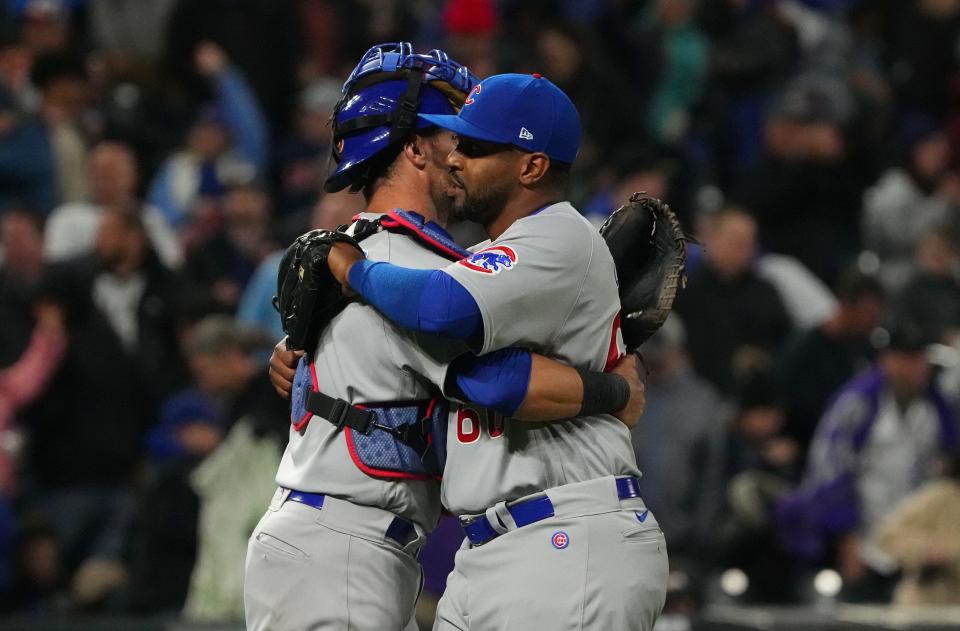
418, 73, 581, 163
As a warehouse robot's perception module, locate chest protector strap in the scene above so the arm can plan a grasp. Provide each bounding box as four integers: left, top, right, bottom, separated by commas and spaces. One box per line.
291, 358, 448, 479
378, 210, 470, 261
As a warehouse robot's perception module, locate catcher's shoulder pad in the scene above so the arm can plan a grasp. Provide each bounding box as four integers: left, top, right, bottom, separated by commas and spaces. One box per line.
599, 193, 692, 350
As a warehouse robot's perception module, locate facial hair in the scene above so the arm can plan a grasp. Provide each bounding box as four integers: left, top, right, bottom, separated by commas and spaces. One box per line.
451, 176, 512, 228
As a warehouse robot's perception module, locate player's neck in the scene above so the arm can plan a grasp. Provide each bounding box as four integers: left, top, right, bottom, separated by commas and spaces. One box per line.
366, 178, 442, 226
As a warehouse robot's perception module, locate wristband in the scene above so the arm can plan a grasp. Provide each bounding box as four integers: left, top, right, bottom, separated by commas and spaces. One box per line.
576, 367, 630, 416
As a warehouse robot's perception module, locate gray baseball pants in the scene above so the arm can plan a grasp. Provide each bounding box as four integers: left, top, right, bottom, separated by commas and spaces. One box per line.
434, 476, 669, 631
244, 487, 425, 630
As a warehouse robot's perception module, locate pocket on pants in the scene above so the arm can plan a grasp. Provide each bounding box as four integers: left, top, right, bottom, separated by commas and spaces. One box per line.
254, 531, 310, 561
620, 525, 664, 544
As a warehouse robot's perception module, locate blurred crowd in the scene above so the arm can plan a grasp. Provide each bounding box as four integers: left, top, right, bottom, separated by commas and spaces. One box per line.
1, 0, 960, 624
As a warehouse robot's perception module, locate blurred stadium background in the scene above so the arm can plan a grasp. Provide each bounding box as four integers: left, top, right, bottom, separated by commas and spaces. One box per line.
1, 0, 960, 629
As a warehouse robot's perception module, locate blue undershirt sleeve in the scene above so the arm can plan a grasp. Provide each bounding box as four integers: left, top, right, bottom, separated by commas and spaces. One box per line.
348, 259, 483, 342
444, 348, 532, 417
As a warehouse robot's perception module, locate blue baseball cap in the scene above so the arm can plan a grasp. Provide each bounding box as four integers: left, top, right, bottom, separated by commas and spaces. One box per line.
419, 73, 581, 164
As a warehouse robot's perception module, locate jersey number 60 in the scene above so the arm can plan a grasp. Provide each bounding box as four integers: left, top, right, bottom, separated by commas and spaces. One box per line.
456, 407, 504, 444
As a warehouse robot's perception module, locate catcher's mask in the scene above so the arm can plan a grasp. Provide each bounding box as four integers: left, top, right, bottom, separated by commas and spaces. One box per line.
324, 42, 479, 194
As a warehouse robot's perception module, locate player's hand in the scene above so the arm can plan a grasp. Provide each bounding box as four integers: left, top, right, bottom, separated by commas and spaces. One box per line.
611, 353, 646, 429
327, 241, 365, 291
269, 337, 302, 399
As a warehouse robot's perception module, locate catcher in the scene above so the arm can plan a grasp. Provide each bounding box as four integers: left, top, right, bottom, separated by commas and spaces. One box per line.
285, 71, 689, 631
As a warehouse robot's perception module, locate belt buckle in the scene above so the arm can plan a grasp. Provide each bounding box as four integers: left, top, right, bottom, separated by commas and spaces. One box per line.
460, 514, 499, 547
459, 514, 482, 527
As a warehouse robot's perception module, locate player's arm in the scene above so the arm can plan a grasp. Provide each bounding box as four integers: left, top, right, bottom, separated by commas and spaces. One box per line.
267, 338, 646, 427
329, 215, 593, 354
447, 349, 645, 426
338, 256, 484, 346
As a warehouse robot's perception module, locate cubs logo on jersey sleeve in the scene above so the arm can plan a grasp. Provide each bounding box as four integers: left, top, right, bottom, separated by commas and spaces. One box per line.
457, 245, 518, 275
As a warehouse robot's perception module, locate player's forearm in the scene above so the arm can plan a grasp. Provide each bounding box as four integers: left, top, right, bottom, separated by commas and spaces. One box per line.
519, 357, 632, 422
514, 354, 583, 421
348, 259, 482, 340
446, 351, 631, 422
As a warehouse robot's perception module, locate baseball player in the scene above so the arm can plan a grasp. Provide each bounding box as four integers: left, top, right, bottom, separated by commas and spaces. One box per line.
244, 47, 646, 631
324, 73, 670, 630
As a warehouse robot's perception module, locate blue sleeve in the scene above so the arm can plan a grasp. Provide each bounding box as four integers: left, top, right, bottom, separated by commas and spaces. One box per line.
216, 67, 269, 173
445, 348, 532, 417
348, 259, 482, 342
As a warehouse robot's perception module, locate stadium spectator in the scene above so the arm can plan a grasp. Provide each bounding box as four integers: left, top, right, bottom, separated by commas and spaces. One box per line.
887, 0, 960, 119
182, 182, 275, 318
775, 268, 885, 452
88, 0, 177, 67
440, 0, 499, 80
275, 77, 339, 219
174, 316, 286, 623
742, 83, 863, 284
891, 228, 960, 344
0, 207, 45, 365
700, 0, 798, 180
872, 450, 960, 606
643, 0, 709, 148
778, 322, 958, 601
126, 316, 269, 615
24, 208, 185, 609
30, 52, 93, 209
0, 300, 66, 499
674, 207, 791, 394
718, 372, 801, 602
237, 188, 363, 341
147, 42, 267, 235
862, 124, 959, 290
630, 316, 725, 569
44, 140, 182, 269
0, 84, 55, 213
581, 150, 671, 227
162, 0, 304, 132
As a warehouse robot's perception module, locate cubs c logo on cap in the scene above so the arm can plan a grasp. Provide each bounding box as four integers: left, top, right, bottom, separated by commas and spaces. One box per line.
457, 245, 517, 275
464, 83, 481, 106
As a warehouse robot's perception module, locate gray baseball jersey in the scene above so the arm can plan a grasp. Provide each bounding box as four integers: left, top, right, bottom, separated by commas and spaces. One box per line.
274, 214, 463, 533
438, 202, 641, 515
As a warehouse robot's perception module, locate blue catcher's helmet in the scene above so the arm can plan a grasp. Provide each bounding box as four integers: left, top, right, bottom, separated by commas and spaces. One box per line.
324, 42, 479, 193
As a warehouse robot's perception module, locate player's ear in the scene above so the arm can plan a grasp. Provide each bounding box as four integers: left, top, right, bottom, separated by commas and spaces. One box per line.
403, 134, 429, 169
518, 153, 550, 187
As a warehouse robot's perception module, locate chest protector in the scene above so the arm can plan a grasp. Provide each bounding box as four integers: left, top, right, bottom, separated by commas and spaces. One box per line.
290, 209, 470, 479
